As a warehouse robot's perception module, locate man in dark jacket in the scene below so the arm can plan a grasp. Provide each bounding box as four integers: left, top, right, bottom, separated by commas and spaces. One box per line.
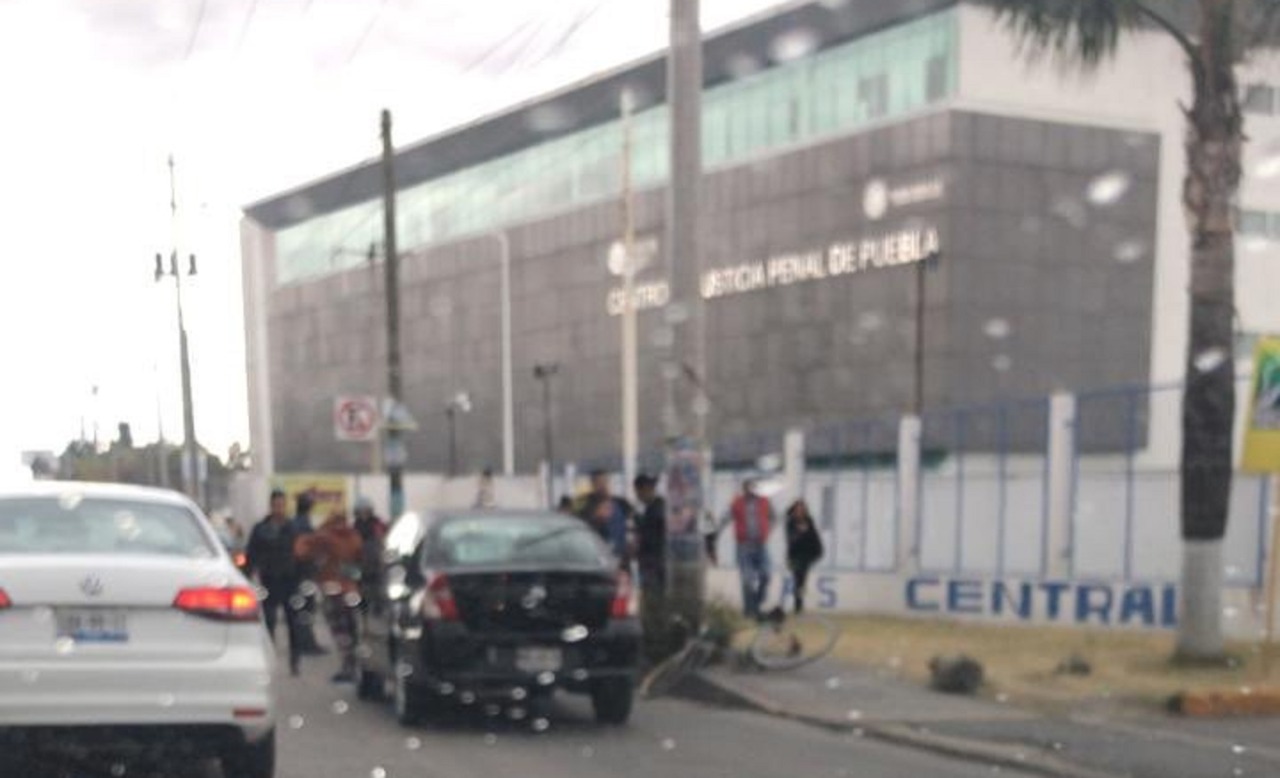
245, 489, 304, 676
578, 470, 635, 567
633, 474, 667, 662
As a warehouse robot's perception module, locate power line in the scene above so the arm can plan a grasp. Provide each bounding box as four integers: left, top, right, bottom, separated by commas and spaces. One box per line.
345, 0, 394, 66
236, 0, 260, 52
183, 0, 210, 60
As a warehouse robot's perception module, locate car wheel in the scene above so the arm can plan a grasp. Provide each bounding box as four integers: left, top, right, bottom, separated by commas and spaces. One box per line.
590, 677, 634, 725
221, 729, 275, 778
356, 662, 385, 702
393, 670, 432, 727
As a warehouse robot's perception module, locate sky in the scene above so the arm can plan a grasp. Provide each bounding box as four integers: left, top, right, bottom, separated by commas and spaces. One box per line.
0, 0, 790, 468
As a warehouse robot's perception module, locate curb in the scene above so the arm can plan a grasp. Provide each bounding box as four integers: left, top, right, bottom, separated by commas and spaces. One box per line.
1170, 687, 1280, 717
682, 671, 1123, 778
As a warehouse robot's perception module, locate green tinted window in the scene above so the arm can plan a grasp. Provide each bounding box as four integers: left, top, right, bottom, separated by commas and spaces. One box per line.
274, 9, 957, 286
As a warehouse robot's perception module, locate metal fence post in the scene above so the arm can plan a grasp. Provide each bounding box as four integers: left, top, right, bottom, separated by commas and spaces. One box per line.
898, 414, 922, 573
1046, 392, 1077, 579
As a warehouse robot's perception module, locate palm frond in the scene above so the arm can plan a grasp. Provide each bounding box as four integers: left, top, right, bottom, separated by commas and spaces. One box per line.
990, 0, 1145, 67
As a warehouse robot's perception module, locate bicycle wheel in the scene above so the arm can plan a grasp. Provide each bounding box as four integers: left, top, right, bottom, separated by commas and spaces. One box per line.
639, 641, 697, 698
748, 613, 840, 671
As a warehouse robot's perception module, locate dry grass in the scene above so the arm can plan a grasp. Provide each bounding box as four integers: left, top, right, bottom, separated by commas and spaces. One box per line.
799, 615, 1280, 712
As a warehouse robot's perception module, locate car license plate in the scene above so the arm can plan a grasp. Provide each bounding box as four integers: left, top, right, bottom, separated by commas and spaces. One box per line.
56, 609, 129, 643
515, 647, 562, 674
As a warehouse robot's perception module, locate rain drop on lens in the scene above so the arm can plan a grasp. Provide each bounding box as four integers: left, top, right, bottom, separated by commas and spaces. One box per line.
370, 768, 387, 778
484, 733, 498, 746
561, 625, 589, 643
1232, 744, 1248, 755
661, 737, 676, 751
581, 745, 595, 759
846, 709, 863, 721
1194, 348, 1227, 373
1112, 239, 1147, 264
157, 693, 176, 708
405, 737, 422, 751
459, 691, 477, 705
983, 318, 1011, 340
769, 28, 820, 62
54, 637, 75, 655
536, 671, 556, 686
110, 764, 126, 777
531, 717, 550, 733
1086, 170, 1132, 206
824, 677, 842, 690
511, 687, 528, 701
331, 700, 349, 715
438, 682, 455, 696
508, 707, 527, 721
288, 715, 305, 730
343, 592, 362, 608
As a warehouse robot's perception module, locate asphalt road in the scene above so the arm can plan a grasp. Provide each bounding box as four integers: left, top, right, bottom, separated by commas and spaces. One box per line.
7, 651, 1039, 778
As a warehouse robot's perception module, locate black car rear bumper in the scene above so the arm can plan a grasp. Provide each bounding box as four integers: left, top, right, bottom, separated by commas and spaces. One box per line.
402, 618, 640, 694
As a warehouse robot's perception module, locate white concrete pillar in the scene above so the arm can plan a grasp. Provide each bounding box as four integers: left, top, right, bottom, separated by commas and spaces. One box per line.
1045, 392, 1077, 579
784, 427, 806, 505
897, 415, 921, 572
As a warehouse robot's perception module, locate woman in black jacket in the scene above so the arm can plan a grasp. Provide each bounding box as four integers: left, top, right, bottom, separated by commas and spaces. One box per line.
785, 499, 824, 613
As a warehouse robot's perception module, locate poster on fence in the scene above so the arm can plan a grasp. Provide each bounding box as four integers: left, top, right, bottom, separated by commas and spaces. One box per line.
1243, 336, 1280, 473
270, 473, 349, 521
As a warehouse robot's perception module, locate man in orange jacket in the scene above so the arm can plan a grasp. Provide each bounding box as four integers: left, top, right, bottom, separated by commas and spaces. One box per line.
295, 510, 364, 683
724, 479, 776, 619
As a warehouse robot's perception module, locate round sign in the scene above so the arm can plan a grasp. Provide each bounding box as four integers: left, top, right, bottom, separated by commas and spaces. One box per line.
334, 396, 379, 442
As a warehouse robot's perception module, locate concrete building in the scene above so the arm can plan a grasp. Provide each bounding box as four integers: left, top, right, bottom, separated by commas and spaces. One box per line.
243, 0, 1277, 475
239, 0, 1280, 632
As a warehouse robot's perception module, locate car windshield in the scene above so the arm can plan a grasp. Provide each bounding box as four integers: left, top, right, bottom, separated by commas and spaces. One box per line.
0, 496, 215, 558
428, 515, 607, 568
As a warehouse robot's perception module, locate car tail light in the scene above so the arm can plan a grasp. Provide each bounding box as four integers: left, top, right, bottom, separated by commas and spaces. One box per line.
610, 571, 636, 619
0, 588, 11, 610
174, 586, 260, 622
420, 573, 460, 622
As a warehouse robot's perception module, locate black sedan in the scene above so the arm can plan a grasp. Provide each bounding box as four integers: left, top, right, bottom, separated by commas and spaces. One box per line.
355, 509, 641, 726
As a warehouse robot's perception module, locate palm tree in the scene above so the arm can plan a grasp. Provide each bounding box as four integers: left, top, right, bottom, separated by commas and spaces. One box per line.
992, 0, 1278, 660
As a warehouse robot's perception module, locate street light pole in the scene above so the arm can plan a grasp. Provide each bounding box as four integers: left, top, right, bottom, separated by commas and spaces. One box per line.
156, 154, 200, 505
619, 90, 639, 493
496, 231, 515, 477
533, 363, 560, 505
446, 392, 472, 477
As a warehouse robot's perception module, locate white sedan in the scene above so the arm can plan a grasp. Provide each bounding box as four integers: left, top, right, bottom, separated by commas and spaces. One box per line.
0, 481, 276, 777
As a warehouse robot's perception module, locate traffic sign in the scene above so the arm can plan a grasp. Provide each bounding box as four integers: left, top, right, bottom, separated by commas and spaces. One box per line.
334, 395, 380, 442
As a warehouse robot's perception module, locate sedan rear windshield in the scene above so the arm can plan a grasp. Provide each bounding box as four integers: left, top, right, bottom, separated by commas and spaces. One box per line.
0, 496, 216, 558
427, 515, 609, 568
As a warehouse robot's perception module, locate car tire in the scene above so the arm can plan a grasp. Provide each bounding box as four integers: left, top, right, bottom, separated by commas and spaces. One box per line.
356, 662, 385, 702
590, 677, 634, 725
393, 670, 431, 727
221, 729, 275, 778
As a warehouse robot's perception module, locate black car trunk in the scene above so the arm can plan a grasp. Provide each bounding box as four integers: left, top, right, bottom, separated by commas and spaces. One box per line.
447, 569, 615, 634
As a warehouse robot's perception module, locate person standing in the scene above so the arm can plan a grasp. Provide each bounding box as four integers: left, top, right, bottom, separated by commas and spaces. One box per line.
351, 497, 387, 616
578, 470, 635, 568
290, 491, 325, 655
784, 499, 824, 613
725, 479, 775, 619
245, 489, 304, 677
295, 510, 365, 683
474, 468, 497, 508
632, 474, 666, 590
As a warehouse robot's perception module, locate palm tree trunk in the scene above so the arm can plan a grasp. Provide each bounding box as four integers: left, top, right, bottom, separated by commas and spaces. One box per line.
1176, 0, 1241, 661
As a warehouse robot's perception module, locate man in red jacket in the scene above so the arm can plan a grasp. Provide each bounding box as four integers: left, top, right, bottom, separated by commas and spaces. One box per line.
724, 478, 776, 619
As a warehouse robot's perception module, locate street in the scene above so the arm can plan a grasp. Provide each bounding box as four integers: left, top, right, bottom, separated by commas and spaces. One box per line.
8, 650, 1039, 778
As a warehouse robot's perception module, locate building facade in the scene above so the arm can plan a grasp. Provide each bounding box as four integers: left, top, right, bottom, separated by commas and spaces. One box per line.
241, 0, 1278, 476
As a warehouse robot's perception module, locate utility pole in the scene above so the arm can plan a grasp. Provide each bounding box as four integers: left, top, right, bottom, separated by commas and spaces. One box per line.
155, 155, 200, 504
620, 90, 639, 493
496, 232, 515, 477
663, 0, 706, 642
381, 109, 406, 519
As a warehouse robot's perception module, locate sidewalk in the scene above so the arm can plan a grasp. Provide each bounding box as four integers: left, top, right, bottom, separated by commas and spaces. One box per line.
692, 658, 1280, 778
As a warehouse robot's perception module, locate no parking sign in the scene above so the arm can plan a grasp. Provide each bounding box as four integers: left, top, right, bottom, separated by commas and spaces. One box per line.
333, 395, 380, 442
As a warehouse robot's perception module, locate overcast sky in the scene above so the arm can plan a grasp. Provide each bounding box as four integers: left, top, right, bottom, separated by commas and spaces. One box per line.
0, 0, 788, 468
